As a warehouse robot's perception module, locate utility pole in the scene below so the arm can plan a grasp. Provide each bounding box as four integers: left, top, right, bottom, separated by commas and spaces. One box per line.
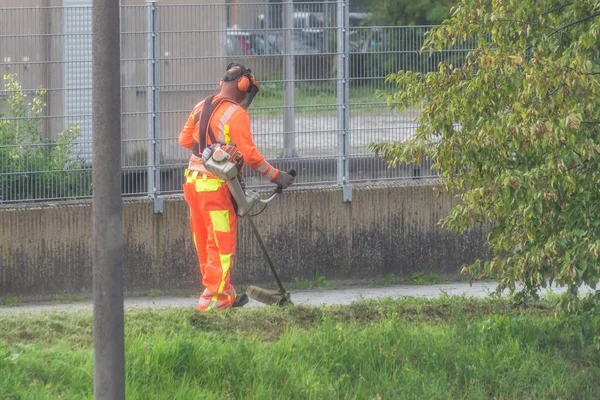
92, 0, 125, 399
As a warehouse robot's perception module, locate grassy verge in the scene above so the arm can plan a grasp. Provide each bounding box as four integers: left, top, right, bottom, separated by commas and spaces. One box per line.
251, 84, 385, 115
369, 272, 474, 287
1, 296, 599, 399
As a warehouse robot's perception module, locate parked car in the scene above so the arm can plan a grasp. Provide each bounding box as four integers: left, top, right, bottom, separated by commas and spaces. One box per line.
226, 26, 280, 56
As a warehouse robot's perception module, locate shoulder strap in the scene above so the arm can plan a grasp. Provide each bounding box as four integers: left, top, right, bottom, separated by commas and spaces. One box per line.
192, 95, 235, 157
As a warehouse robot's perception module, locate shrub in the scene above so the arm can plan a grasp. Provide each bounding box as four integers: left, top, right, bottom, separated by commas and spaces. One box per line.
0, 74, 91, 202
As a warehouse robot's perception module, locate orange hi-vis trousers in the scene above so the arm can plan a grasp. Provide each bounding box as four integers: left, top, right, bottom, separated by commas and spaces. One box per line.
183, 170, 238, 312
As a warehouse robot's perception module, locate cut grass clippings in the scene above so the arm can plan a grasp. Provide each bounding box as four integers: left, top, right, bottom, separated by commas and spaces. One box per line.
1, 296, 600, 399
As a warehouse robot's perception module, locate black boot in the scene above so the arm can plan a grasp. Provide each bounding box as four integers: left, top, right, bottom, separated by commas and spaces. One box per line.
232, 293, 249, 308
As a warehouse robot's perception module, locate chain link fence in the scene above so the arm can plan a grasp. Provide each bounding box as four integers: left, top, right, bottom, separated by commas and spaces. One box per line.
0, 1, 475, 205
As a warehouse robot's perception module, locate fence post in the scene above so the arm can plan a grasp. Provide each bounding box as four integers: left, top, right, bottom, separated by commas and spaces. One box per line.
337, 0, 351, 201
264, 0, 270, 55
147, 0, 162, 213
324, 1, 330, 53
282, 0, 297, 158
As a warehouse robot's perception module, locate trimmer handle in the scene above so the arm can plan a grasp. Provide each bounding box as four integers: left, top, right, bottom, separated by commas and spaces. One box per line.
273, 168, 296, 195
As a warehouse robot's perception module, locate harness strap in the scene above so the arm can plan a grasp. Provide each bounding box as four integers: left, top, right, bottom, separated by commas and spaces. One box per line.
192, 95, 232, 157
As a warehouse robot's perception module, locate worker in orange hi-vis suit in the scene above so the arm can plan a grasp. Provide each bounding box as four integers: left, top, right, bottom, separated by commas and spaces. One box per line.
179, 62, 295, 312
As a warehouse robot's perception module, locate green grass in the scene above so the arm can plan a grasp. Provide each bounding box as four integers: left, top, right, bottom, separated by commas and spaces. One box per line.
1, 296, 600, 399
370, 273, 399, 287
252, 83, 384, 115
404, 272, 441, 285
370, 273, 449, 287
0, 293, 20, 307
292, 277, 314, 290
315, 275, 337, 289
291, 275, 338, 290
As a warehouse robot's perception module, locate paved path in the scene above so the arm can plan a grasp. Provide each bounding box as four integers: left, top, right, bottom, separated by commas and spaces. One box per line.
0, 281, 584, 315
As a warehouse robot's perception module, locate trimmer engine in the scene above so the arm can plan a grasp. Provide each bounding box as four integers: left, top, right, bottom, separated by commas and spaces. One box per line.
201, 143, 244, 180
201, 143, 261, 217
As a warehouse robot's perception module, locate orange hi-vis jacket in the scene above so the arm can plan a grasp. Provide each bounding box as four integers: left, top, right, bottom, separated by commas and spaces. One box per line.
178, 94, 279, 181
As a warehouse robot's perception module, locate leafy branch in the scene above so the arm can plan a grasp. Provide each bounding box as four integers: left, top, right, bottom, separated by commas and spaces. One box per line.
549, 11, 600, 37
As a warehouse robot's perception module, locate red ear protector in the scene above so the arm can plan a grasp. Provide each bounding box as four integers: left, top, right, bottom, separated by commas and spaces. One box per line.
221, 62, 258, 93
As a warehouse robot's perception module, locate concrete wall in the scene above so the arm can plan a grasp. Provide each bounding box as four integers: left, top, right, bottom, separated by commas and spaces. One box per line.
0, 180, 489, 301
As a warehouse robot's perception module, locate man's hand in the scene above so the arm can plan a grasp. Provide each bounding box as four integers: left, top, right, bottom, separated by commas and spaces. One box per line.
273, 170, 295, 189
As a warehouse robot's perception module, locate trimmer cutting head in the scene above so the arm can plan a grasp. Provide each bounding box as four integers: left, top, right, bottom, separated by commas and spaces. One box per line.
246, 285, 293, 307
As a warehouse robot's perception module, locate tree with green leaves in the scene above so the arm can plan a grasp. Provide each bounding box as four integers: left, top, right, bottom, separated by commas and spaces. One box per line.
371, 0, 600, 311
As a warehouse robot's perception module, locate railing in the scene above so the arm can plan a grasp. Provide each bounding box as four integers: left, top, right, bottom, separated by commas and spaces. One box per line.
0, 2, 475, 206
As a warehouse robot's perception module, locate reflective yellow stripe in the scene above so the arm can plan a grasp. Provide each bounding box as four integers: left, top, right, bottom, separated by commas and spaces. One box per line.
195, 178, 223, 192
192, 222, 198, 249
199, 291, 218, 311
209, 210, 230, 233
208, 210, 232, 295
199, 290, 232, 309
217, 253, 232, 293
186, 170, 199, 183
223, 124, 231, 144
218, 104, 239, 142
186, 169, 224, 192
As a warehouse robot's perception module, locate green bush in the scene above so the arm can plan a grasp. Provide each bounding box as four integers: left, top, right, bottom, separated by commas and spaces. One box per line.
0, 74, 92, 202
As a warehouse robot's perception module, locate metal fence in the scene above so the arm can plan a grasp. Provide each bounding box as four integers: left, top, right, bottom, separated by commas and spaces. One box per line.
0, 1, 475, 206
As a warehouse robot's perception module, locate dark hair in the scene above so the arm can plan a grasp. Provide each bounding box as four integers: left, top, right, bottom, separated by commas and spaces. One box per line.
222, 62, 251, 82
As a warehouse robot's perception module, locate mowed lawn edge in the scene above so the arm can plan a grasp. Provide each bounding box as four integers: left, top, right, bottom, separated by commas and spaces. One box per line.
1, 296, 599, 399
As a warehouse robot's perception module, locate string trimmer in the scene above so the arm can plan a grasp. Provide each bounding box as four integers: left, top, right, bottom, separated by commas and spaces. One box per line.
201, 142, 295, 307
245, 214, 293, 306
